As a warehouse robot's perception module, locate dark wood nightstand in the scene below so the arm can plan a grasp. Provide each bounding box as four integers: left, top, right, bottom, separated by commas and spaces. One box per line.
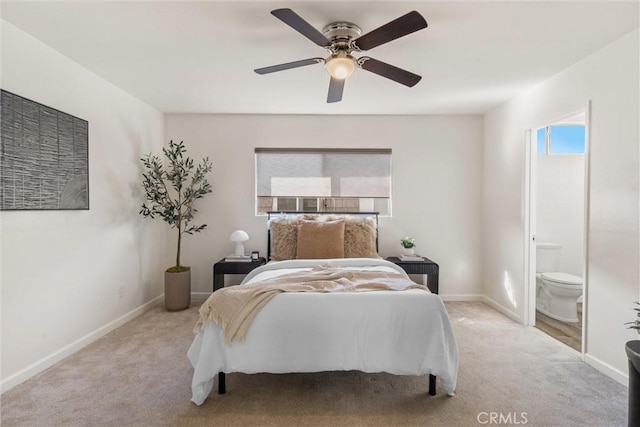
213, 257, 267, 292
386, 256, 439, 294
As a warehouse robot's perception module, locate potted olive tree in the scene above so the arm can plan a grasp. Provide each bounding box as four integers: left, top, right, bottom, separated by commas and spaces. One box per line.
140, 140, 212, 311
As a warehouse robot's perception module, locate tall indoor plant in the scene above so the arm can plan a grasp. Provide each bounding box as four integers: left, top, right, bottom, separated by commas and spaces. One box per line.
140, 140, 213, 311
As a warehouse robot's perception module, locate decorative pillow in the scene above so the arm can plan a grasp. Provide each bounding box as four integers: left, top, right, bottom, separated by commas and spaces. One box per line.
269, 217, 300, 261
296, 219, 345, 259
343, 216, 378, 258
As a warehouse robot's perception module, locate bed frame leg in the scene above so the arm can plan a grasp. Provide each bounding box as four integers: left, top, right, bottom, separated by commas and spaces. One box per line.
429, 374, 436, 395
218, 372, 226, 394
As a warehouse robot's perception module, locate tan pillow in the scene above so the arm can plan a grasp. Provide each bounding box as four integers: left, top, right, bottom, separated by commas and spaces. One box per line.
269, 217, 300, 260
344, 216, 378, 258
296, 219, 345, 259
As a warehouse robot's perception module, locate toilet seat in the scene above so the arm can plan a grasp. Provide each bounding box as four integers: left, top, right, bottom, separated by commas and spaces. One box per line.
540, 272, 582, 286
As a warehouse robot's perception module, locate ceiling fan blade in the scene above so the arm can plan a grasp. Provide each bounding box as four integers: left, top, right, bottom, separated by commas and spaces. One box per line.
327, 77, 345, 103
271, 8, 331, 48
358, 57, 422, 87
353, 11, 427, 51
254, 58, 324, 75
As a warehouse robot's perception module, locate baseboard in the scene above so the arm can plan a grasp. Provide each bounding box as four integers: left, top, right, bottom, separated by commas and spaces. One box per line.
479, 295, 522, 323
1, 295, 164, 394
584, 353, 628, 386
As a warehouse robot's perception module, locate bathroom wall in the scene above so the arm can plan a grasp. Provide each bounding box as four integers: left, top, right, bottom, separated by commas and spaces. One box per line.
537, 153, 585, 276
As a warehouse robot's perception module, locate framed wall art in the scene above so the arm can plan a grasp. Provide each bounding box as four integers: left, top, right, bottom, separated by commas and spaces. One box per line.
0, 90, 89, 210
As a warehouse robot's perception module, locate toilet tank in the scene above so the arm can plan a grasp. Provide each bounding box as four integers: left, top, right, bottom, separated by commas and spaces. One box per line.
536, 242, 562, 273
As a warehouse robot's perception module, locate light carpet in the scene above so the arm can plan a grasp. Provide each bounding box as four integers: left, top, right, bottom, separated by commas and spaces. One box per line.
0, 301, 627, 426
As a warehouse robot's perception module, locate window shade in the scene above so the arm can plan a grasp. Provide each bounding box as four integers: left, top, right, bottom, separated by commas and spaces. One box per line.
255, 148, 392, 198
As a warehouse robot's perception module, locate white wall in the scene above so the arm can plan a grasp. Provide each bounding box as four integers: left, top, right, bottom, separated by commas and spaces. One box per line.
0, 22, 166, 391
483, 29, 639, 382
165, 114, 484, 299
537, 154, 585, 276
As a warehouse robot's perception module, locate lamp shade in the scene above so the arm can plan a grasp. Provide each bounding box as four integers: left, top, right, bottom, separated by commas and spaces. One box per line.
230, 230, 249, 256
325, 53, 356, 79
229, 230, 249, 242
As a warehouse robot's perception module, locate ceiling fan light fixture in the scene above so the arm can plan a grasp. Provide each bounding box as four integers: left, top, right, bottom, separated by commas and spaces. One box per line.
325, 53, 356, 79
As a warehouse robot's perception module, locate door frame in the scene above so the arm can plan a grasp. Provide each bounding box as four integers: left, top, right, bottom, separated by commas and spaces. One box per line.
523, 101, 592, 356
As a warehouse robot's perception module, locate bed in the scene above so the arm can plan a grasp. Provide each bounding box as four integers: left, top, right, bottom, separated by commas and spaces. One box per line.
188, 212, 459, 406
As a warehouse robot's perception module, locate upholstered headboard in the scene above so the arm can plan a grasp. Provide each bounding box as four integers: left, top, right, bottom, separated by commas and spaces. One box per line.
266, 211, 379, 261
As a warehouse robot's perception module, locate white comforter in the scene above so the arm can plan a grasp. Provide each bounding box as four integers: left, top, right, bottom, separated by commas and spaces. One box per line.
188, 258, 458, 405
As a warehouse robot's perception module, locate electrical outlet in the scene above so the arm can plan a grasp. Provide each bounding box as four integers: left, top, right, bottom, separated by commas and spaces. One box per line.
119, 284, 125, 298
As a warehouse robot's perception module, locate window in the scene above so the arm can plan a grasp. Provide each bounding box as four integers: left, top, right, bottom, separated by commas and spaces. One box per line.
255, 148, 391, 215
537, 125, 585, 155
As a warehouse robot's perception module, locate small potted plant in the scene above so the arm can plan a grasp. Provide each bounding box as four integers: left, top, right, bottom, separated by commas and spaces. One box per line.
140, 140, 213, 311
626, 301, 640, 426
401, 236, 416, 256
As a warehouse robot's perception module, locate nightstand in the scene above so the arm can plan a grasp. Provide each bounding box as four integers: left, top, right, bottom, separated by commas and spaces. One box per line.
386, 256, 439, 294
213, 257, 267, 292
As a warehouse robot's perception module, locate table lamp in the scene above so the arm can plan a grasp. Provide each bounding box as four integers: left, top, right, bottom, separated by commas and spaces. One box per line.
230, 230, 249, 256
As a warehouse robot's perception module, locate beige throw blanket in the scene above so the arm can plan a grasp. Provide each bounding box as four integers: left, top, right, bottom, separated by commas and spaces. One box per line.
195, 265, 428, 343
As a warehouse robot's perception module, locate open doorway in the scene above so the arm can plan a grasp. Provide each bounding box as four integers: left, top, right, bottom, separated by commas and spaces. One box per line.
524, 105, 590, 354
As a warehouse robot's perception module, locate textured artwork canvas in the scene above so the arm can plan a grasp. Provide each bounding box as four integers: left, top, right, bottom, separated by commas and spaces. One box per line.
0, 90, 89, 210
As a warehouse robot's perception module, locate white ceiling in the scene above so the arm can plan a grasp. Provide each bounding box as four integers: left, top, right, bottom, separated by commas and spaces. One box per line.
2, 1, 638, 115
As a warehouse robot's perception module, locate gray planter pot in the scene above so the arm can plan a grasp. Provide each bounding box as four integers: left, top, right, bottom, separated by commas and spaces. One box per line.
626, 340, 640, 427
164, 269, 191, 311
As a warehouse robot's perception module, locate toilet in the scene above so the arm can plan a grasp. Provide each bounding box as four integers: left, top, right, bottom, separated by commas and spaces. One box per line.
536, 242, 583, 323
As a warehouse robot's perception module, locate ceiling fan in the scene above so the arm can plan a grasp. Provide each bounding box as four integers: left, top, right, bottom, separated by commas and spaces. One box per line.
254, 8, 428, 103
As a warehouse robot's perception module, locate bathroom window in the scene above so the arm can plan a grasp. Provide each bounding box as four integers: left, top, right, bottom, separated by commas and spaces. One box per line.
255, 148, 392, 215
537, 125, 586, 155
